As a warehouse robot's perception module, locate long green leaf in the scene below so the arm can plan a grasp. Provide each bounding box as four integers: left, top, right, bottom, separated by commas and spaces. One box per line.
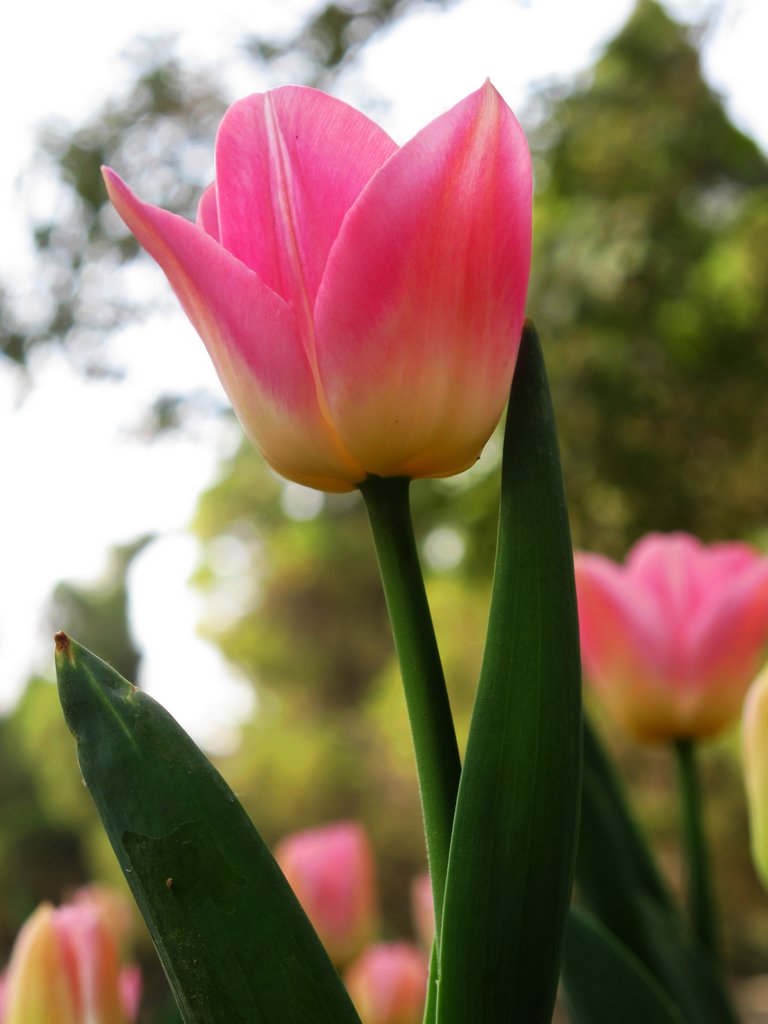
562, 909, 686, 1024
55, 633, 362, 1024
436, 321, 582, 1022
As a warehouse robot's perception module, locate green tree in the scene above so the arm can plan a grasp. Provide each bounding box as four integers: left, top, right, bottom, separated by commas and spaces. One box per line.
529, 0, 768, 553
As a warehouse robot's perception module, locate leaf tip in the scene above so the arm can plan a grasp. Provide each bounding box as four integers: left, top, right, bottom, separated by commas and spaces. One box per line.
54, 630, 74, 662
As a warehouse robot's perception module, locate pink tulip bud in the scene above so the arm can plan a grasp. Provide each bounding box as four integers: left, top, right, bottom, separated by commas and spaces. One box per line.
410, 873, 435, 951
2, 902, 140, 1024
102, 83, 531, 492
274, 821, 377, 966
743, 664, 768, 888
344, 943, 428, 1024
575, 532, 768, 741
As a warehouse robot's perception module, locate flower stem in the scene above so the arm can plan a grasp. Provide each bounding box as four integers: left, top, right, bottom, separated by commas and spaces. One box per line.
359, 475, 461, 938
674, 738, 719, 958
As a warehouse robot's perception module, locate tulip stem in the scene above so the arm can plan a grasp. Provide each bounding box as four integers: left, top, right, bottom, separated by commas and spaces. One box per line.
674, 738, 719, 959
359, 475, 461, 940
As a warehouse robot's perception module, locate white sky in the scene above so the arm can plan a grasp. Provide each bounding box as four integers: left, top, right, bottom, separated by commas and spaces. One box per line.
1, 0, 766, 750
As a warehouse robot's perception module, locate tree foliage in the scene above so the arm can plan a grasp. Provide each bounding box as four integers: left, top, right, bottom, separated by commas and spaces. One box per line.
529, 0, 768, 552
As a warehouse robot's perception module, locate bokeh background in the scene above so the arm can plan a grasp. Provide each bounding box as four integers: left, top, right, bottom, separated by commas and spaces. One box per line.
2, 0, 768, 1019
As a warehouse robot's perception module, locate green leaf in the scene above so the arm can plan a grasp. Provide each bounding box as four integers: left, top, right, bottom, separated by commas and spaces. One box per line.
634, 898, 740, 1024
436, 321, 582, 1022
562, 908, 686, 1024
578, 718, 740, 1024
54, 633, 362, 1024
578, 716, 675, 951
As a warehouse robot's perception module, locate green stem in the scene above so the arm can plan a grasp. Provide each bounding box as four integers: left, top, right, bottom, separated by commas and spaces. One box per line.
359, 475, 461, 938
675, 738, 719, 958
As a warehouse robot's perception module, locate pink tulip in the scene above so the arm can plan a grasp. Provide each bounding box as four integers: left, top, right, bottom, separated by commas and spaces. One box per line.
103, 83, 531, 492
575, 532, 768, 741
344, 943, 428, 1024
410, 872, 435, 951
274, 821, 377, 966
1, 902, 140, 1024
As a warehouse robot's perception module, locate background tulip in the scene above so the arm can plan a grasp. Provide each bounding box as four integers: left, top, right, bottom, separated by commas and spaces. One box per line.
274, 821, 377, 966
1, 901, 139, 1024
575, 532, 768, 741
743, 664, 768, 888
344, 942, 428, 1024
103, 82, 531, 492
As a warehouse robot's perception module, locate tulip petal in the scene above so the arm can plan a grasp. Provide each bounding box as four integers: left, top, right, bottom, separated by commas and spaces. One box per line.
53, 905, 124, 1024
103, 168, 364, 490
690, 559, 768, 691
627, 534, 709, 625
196, 183, 220, 241
575, 552, 680, 739
274, 822, 377, 967
315, 81, 532, 478
3, 906, 79, 1024
213, 86, 397, 316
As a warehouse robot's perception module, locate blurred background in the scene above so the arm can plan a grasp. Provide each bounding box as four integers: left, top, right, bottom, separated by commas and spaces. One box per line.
2, 0, 768, 1019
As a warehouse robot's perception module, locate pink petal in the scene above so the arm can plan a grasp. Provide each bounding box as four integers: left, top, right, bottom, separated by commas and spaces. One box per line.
689, 558, 768, 690
315, 81, 532, 479
119, 965, 143, 1022
196, 183, 220, 241
53, 904, 126, 1024
575, 552, 663, 684
575, 552, 685, 738
627, 533, 709, 625
103, 168, 363, 490
213, 87, 397, 314
274, 822, 377, 967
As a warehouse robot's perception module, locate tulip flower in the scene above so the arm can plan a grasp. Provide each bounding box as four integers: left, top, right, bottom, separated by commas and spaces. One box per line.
575, 532, 768, 742
274, 821, 377, 966
344, 943, 428, 1024
103, 83, 531, 492
1, 902, 140, 1024
743, 664, 768, 888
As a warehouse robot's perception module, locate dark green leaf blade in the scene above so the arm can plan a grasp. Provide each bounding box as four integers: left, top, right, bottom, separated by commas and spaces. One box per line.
55, 632, 362, 1024
579, 718, 740, 1024
562, 908, 686, 1024
436, 321, 582, 1022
